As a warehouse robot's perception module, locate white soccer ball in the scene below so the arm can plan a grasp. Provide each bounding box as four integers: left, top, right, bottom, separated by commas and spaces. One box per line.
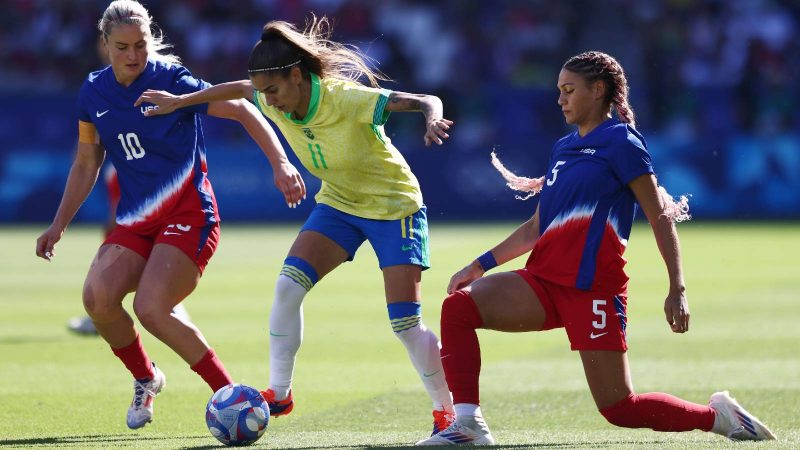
205, 384, 270, 446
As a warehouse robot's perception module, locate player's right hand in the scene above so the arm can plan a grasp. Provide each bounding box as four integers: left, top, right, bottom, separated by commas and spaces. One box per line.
134, 90, 181, 116
274, 162, 307, 208
36, 224, 65, 261
447, 261, 484, 294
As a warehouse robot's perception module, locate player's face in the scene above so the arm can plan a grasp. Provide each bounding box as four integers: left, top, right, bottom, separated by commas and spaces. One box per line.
557, 69, 603, 127
105, 23, 149, 86
250, 67, 305, 115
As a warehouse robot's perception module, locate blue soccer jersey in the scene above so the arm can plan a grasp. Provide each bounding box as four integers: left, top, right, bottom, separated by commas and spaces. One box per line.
526, 118, 654, 292
77, 59, 217, 232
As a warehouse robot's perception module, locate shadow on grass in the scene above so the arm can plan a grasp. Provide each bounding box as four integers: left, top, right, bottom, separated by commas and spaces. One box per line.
0, 434, 211, 448
0, 335, 65, 345
183, 439, 671, 450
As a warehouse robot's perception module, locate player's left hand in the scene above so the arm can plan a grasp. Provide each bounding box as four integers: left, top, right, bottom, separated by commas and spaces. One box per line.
274, 162, 306, 208
424, 118, 453, 147
664, 289, 690, 333
134, 90, 181, 116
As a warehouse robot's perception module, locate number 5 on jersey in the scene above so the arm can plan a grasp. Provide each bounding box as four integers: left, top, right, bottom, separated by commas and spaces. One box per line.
546, 160, 566, 186
118, 132, 146, 160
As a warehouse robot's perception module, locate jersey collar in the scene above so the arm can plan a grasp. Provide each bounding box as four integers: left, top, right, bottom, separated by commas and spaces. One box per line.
285, 72, 320, 125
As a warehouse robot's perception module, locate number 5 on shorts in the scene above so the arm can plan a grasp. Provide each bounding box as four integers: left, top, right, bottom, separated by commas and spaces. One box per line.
592, 299, 606, 329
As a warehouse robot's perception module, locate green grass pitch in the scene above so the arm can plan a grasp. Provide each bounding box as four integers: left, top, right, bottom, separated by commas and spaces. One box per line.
1, 222, 798, 449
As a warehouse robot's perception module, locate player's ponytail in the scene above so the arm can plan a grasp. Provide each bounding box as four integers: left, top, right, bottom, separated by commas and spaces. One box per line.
490, 152, 545, 200
247, 14, 389, 88
563, 51, 636, 128
98, 0, 180, 66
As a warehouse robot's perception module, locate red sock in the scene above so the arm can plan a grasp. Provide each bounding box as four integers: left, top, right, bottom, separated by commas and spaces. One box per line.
600, 393, 716, 432
111, 333, 154, 380
440, 290, 484, 405
191, 349, 234, 392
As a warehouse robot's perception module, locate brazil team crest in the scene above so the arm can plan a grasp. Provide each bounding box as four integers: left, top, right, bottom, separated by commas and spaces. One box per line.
302, 128, 315, 140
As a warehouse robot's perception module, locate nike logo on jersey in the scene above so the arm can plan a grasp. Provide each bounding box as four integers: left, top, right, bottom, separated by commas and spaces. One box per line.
401, 244, 413, 251
589, 331, 608, 339
423, 370, 440, 378
96, 110, 109, 117
580, 148, 596, 155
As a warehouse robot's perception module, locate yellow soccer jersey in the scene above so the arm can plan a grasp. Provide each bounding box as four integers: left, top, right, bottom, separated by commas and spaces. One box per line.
253, 73, 422, 220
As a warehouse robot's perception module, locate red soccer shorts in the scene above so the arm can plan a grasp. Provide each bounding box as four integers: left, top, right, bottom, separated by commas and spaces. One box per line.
104, 220, 220, 274
515, 268, 628, 351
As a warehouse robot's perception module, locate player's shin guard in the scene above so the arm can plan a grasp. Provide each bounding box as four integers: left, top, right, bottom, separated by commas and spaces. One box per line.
112, 333, 155, 380
600, 392, 716, 432
439, 290, 483, 406
269, 257, 318, 400
389, 302, 454, 413
190, 348, 233, 392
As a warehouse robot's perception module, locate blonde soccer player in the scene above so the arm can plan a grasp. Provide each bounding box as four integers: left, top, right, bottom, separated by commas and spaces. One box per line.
36, 0, 304, 429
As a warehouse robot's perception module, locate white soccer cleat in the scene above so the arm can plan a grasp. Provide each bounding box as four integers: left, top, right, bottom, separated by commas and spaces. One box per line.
67, 316, 98, 335
171, 303, 191, 323
126, 363, 166, 429
416, 415, 496, 446
709, 391, 776, 441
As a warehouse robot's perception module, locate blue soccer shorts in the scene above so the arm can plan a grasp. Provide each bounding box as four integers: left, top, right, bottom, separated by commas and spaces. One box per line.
300, 203, 430, 270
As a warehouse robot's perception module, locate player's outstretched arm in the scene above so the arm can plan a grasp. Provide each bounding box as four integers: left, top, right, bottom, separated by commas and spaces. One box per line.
135, 80, 254, 116
447, 207, 541, 293
385, 91, 453, 147
36, 141, 104, 261
629, 173, 690, 334
206, 99, 306, 208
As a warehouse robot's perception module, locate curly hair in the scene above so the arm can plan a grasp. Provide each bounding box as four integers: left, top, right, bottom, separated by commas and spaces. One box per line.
563, 51, 635, 127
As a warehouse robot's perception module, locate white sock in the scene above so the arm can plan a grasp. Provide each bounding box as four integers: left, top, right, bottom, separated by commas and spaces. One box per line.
268, 274, 307, 400
395, 322, 454, 412
455, 403, 482, 418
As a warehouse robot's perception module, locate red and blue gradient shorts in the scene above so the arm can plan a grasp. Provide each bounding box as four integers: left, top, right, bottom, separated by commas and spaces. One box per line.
104, 220, 220, 275
514, 268, 628, 351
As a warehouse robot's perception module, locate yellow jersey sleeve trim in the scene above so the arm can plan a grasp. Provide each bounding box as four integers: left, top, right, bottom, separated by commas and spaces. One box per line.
78, 120, 99, 144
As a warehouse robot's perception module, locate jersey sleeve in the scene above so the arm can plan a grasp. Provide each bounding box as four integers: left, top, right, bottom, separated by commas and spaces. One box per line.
337, 82, 391, 125
170, 66, 212, 115
609, 129, 654, 185
77, 79, 92, 123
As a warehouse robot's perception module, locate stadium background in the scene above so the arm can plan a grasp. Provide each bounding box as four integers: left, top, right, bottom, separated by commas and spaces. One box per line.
1, 0, 799, 223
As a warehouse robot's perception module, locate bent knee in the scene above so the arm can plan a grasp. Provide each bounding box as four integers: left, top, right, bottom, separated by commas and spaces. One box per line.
441, 290, 483, 328
600, 394, 639, 428
82, 279, 123, 320
132, 299, 171, 332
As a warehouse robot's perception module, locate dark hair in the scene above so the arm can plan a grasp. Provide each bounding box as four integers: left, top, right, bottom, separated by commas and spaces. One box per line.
563, 51, 635, 127
247, 14, 388, 87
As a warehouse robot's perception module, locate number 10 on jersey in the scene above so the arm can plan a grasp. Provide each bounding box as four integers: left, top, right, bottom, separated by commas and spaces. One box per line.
118, 132, 146, 160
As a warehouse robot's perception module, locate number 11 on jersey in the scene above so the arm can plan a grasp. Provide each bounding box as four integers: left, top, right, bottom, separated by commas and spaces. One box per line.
308, 143, 328, 169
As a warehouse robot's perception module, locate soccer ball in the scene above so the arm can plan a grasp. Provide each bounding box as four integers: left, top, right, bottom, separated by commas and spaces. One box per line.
206, 384, 270, 446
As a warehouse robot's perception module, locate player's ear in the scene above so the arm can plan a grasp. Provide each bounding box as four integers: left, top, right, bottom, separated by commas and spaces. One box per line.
593, 80, 606, 101
289, 66, 302, 85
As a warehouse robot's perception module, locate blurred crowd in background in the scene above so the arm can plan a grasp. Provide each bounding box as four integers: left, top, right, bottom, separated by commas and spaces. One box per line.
2, 0, 799, 221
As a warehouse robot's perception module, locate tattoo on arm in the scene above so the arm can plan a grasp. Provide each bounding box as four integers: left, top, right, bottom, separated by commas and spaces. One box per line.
389, 93, 422, 111
387, 92, 438, 120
